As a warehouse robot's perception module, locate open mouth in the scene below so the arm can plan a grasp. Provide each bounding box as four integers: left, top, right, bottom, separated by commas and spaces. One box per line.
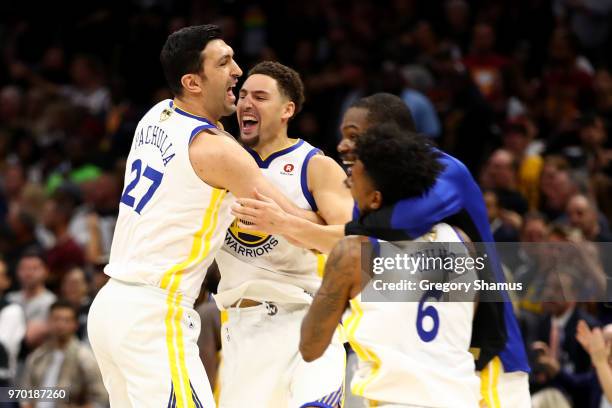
226, 85, 236, 101
340, 153, 356, 166
240, 113, 259, 133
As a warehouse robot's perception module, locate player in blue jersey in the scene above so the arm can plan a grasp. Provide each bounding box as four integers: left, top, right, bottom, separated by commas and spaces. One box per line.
236, 93, 531, 407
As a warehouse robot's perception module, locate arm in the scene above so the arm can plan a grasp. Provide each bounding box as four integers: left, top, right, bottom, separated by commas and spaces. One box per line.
230, 155, 353, 253
197, 303, 221, 389
300, 236, 362, 361
189, 129, 322, 224
576, 320, 612, 402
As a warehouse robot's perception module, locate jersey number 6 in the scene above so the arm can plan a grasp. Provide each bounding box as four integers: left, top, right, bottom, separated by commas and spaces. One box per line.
120, 159, 164, 214
416, 289, 442, 342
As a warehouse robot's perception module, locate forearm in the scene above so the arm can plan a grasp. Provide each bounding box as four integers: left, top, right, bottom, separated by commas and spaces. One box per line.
594, 360, 612, 403
300, 305, 338, 362
283, 215, 345, 254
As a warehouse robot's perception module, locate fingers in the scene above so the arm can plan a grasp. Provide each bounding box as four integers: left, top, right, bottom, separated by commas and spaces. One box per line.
254, 188, 275, 203
237, 220, 257, 230
235, 198, 264, 209
232, 204, 259, 218
532, 341, 550, 354
576, 320, 592, 341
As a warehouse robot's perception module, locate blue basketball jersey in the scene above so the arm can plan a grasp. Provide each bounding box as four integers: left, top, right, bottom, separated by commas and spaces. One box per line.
347, 150, 530, 373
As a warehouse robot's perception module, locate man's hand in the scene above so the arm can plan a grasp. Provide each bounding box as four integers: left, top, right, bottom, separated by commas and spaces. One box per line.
231, 188, 292, 236
576, 320, 608, 367
532, 341, 561, 379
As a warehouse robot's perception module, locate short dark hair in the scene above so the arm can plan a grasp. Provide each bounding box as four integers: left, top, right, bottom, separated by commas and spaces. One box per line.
160, 25, 222, 96
50, 299, 77, 319
350, 93, 416, 132
19, 247, 47, 265
356, 123, 444, 205
248, 61, 305, 118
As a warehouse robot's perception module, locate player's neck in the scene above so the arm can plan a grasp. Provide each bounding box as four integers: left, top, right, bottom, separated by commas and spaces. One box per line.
253, 130, 293, 159
172, 96, 217, 123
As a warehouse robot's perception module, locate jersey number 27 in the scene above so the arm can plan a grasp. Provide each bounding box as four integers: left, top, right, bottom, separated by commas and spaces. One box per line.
120, 159, 164, 214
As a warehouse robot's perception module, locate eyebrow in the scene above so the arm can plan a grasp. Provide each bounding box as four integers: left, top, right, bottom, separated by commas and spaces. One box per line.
239, 89, 272, 96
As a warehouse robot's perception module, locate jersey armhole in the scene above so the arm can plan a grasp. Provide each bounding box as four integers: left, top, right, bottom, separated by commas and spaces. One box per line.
300, 148, 323, 211
189, 123, 217, 145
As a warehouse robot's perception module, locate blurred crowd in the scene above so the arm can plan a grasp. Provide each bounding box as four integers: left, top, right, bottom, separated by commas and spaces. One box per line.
1, 0, 612, 407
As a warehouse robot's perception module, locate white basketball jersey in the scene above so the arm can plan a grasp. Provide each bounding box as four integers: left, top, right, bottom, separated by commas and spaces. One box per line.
347, 223, 480, 407
214, 139, 324, 309
105, 100, 236, 302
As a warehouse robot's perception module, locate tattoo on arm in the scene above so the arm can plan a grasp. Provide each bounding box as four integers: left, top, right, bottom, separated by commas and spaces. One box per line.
301, 237, 360, 360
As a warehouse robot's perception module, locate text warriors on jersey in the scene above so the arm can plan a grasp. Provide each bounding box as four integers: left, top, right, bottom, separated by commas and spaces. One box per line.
224, 218, 279, 257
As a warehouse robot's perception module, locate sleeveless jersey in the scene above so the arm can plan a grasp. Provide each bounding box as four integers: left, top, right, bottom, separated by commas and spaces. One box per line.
105, 100, 236, 302
347, 223, 480, 407
214, 139, 324, 309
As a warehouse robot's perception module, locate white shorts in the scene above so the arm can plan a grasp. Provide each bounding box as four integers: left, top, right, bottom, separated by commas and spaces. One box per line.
218, 301, 346, 408
88, 278, 214, 408
478, 357, 531, 408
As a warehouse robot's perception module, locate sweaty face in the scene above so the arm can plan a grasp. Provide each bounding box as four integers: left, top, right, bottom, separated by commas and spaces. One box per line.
338, 107, 369, 166
237, 74, 293, 148
200, 39, 242, 118
347, 160, 380, 214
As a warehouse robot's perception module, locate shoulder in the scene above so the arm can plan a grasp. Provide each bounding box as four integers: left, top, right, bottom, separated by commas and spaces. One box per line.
0, 303, 25, 320
307, 153, 346, 183
5, 291, 21, 303
189, 128, 244, 160
329, 235, 367, 265
41, 290, 57, 304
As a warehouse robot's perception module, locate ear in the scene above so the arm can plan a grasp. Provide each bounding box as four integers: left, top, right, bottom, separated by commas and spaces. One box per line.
370, 190, 383, 211
180, 73, 203, 95
281, 101, 295, 122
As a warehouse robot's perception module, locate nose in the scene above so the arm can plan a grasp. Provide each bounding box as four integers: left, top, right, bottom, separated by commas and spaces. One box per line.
337, 138, 354, 153
232, 60, 243, 79
239, 94, 254, 109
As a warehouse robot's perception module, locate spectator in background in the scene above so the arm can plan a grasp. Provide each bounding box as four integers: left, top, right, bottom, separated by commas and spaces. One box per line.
69, 173, 119, 264
11, 54, 110, 117
6, 250, 56, 352
553, 0, 612, 63
594, 68, 612, 125
0, 258, 25, 388
510, 213, 549, 303
502, 118, 544, 210
577, 114, 612, 175
566, 194, 612, 242
441, 0, 471, 53
59, 267, 91, 341
462, 21, 510, 111
531, 272, 600, 407
483, 189, 520, 242
41, 194, 85, 290
540, 155, 580, 221
400, 74, 441, 137
542, 27, 594, 132
0, 161, 27, 210
481, 148, 529, 215
1, 208, 42, 274
21, 300, 108, 408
